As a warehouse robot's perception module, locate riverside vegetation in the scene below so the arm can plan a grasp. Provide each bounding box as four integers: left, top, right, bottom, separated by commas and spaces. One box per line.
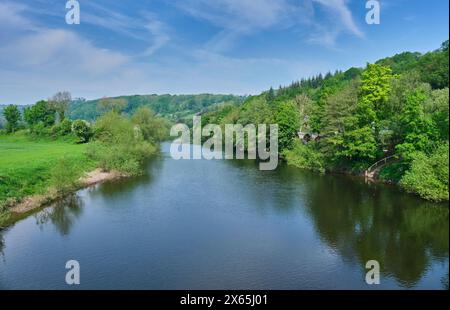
0, 95, 170, 226
201, 41, 449, 202
1, 42, 448, 226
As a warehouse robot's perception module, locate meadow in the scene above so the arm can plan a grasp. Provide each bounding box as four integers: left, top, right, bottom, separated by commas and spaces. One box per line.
0, 133, 96, 210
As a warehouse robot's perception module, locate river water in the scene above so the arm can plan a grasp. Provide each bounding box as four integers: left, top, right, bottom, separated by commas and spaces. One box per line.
0, 143, 448, 289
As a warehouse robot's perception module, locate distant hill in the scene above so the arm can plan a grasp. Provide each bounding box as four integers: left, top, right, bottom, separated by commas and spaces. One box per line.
68, 94, 244, 123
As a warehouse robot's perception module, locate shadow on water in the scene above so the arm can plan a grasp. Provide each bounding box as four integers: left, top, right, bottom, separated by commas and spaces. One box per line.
34, 195, 84, 236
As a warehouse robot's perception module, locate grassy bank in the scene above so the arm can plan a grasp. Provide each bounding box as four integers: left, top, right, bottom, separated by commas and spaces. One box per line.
0, 133, 98, 224
0, 108, 166, 227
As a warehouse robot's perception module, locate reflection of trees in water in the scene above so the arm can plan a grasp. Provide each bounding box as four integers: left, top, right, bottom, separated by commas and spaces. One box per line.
87, 158, 161, 199
302, 174, 449, 288
34, 195, 84, 235
0, 232, 4, 257
442, 272, 449, 290
222, 160, 448, 288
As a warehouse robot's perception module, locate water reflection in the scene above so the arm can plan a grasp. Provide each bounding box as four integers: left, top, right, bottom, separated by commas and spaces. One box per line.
225, 159, 448, 288
34, 195, 84, 235
0, 144, 447, 289
87, 157, 161, 199
299, 170, 448, 288
0, 233, 4, 258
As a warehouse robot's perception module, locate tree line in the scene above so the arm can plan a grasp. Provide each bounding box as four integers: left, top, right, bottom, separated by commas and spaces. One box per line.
202, 41, 449, 201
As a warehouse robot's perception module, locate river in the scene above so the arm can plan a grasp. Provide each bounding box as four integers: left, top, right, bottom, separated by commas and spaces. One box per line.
0, 143, 448, 289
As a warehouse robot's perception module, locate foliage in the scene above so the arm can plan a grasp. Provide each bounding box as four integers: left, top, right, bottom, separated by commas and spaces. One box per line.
57, 118, 73, 136
97, 97, 127, 114
71, 120, 92, 143
400, 143, 449, 201
283, 140, 325, 173
87, 111, 157, 175
204, 41, 449, 201
24, 100, 56, 127
3, 104, 21, 133
395, 89, 436, 160
69, 94, 243, 122
131, 106, 169, 142
275, 101, 300, 150
417, 41, 449, 89
50, 157, 83, 195
48, 91, 71, 121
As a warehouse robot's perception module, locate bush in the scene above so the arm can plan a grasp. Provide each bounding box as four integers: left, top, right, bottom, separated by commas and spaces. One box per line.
87, 111, 157, 175
400, 143, 449, 201
29, 123, 52, 137
131, 106, 169, 142
284, 140, 326, 173
72, 120, 92, 143
50, 157, 83, 195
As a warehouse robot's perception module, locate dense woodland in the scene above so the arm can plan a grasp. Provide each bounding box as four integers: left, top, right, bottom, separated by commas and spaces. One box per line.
68, 94, 243, 123
202, 41, 449, 201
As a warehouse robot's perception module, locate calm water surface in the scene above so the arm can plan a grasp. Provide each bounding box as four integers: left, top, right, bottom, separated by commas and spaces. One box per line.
0, 143, 448, 289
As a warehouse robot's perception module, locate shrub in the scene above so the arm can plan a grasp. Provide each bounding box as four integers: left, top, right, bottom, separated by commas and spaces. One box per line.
284, 140, 326, 173
29, 123, 52, 137
72, 120, 92, 143
87, 111, 157, 175
58, 119, 73, 136
50, 157, 82, 195
400, 143, 449, 201
131, 106, 169, 142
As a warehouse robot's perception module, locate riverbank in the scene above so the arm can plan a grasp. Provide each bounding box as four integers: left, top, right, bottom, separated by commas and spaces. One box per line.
8, 168, 127, 215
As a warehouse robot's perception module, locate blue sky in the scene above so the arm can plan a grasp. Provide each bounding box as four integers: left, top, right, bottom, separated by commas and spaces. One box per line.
0, 0, 448, 105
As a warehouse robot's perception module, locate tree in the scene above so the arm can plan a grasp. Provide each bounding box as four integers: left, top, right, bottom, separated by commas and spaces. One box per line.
266, 87, 275, 102
49, 91, 71, 122
275, 101, 300, 151
24, 100, 56, 127
418, 41, 449, 89
294, 93, 314, 132
71, 120, 92, 143
333, 64, 394, 162
131, 106, 168, 142
358, 63, 393, 126
396, 89, 437, 160
3, 104, 21, 133
97, 97, 127, 114
424, 88, 449, 141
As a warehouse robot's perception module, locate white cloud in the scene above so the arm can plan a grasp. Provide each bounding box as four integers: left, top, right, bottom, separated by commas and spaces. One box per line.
141, 14, 171, 57
175, 0, 363, 50
312, 0, 363, 42
81, 3, 171, 56
0, 29, 129, 75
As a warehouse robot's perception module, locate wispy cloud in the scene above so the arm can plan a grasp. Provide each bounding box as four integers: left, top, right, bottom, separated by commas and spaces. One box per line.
0, 29, 129, 75
311, 0, 363, 46
81, 2, 171, 56
174, 0, 363, 50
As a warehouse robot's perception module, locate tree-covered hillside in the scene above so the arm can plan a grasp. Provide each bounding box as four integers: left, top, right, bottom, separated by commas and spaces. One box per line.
69, 94, 244, 123
203, 41, 449, 202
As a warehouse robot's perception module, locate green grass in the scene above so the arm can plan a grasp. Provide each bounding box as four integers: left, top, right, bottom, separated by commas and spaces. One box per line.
0, 133, 97, 209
